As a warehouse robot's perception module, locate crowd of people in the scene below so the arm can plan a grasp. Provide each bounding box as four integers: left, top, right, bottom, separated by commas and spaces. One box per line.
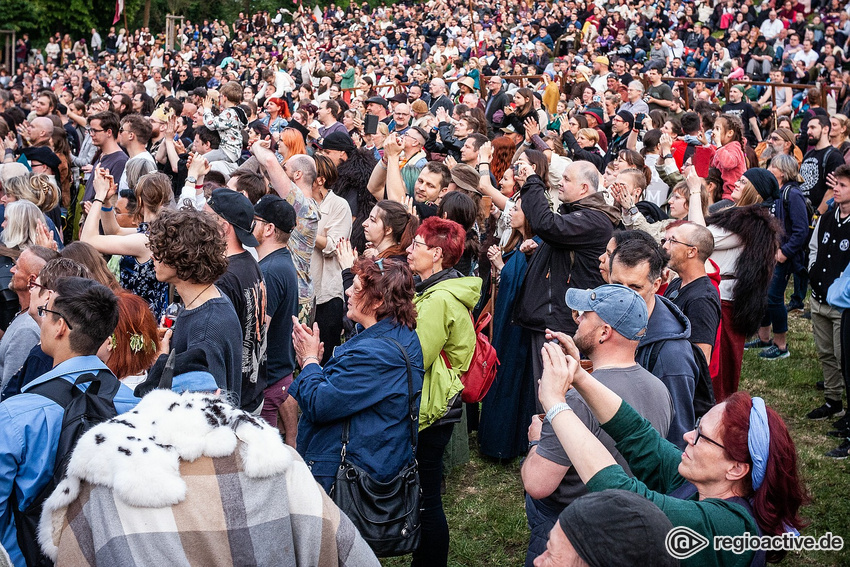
0, 0, 848, 564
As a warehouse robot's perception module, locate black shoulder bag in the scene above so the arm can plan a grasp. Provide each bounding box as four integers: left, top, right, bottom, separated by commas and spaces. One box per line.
330, 337, 421, 557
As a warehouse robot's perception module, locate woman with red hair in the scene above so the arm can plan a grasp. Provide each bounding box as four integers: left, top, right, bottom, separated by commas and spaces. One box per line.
290, 258, 423, 497
261, 97, 289, 137
98, 291, 160, 390
537, 337, 807, 566
278, 128, 307, 160
406, 217, 482, 567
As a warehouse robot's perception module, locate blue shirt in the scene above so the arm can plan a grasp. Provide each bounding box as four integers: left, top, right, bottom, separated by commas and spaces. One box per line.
0, 355, 139, 566
260, 248, 298, 384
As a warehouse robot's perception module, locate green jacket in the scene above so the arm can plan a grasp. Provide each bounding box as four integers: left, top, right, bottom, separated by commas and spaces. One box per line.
413, 276, 482, 430
587, 401, 760, 567
340, 67, 355, 90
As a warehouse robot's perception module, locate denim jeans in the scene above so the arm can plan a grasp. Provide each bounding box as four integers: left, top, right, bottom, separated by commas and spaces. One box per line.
524, 494, 561, 566
762, 261, 792, 334
412, 423, 454, 567
790, 267, 809, 307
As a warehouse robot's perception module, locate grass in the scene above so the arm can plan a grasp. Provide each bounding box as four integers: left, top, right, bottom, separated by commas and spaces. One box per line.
382, 308, 850, 567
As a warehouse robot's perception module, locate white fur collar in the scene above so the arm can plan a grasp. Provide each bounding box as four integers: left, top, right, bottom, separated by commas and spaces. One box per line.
39, 390, 293, 559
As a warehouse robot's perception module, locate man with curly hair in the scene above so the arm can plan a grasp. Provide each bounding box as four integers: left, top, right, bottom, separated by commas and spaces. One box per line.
148, 207, 243, 404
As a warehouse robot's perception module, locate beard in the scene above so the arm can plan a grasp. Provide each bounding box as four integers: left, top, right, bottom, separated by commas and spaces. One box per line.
573, 327, 597, 358
808, 135, 819, 146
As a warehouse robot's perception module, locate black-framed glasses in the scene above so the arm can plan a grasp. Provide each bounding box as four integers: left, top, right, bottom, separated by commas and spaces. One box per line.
661, 236, 696, 249
411, 239, 430, 249
693, 416, 725, 449
37, 306, 73, 329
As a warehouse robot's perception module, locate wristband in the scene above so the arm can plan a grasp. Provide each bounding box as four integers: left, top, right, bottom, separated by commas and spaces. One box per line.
101, 206, 113, 212
663, 153, 674, 160
479, 162, 490, 166
545, 402, 573, 422
4, 149, 13, 155
92, 198, 104, 205
528, 440, 539, 449
195, 183, 204, 189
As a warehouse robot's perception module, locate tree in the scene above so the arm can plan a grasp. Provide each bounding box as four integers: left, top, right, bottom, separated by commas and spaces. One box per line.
0, 0, 43, 35
38, 0, 92, 37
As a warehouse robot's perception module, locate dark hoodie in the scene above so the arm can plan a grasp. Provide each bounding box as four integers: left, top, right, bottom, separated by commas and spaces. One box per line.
635, 295, 697, 450
514, 174, 620, 334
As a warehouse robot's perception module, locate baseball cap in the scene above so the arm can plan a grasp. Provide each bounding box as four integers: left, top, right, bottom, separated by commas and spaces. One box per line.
254, 194, 296, 233
389, 92, 408, 104
500, 124, 519, 134
565, 284, 648, 341
317, 131, 356, 153
594, 56, 610, 66
207, 188, 260, 248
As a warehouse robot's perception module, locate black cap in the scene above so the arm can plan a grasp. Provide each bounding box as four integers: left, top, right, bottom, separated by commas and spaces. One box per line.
389, 92, 408, 104
617, 110, 635, 130
191, 87, 208, 98
254, 194, 296, 233
318, 131, 356, 153
207, 188, 260, 248
365, 96, 389, 109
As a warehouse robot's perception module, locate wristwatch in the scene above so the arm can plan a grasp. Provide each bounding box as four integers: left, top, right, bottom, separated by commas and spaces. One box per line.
663, 153, 674, 160
185, 176, 197, 185
627, 206, 639, 217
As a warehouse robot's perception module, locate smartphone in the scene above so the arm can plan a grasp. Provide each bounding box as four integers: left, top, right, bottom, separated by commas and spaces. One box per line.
593, 95, 601, 103
364, 114, 378, 135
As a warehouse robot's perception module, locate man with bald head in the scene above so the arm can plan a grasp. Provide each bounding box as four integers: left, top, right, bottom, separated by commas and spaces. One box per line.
390, 103, 411, 134
428, 78, 454, 116
662, 221, 721, 367
24, 117, 54, 147
514, 159, 621, 393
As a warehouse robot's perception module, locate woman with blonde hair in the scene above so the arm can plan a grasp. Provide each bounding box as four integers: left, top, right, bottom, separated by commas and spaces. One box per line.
2, 173, 62, 247
1, 200, 52, 250
81, 170, 173, 319
563, 127, 605, 172
830, 114, 850, 160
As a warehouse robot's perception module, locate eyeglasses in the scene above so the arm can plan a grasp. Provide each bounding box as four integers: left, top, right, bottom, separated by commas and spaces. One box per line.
411, 239, 430, 249
28, 280, 48, 293
693, 416, 725, 449
87, 127, 105, 133
661, 236, 696, 248
37, 306, 73, 329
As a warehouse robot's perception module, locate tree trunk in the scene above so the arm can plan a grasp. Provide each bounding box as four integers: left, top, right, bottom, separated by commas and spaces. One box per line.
143, 0, 151, 28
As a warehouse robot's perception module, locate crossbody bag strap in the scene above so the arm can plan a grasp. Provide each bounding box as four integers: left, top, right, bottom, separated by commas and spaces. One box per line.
382, 337, 416, 453
338, 336, 417, 462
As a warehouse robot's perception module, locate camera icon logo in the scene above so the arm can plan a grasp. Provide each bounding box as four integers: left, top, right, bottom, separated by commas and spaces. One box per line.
665, 526, 710, 559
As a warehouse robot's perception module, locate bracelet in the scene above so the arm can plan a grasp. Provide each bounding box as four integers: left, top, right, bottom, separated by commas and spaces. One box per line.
195, 183, 204, 189
379, 161, 388, 170
545, 402, 573, 422
528, 440, 539, 450
92, 198, 104, 205
689, 190, 701, 196
479, 162, 490, 166
101, 206, 113, 212
302, 356, 320, 366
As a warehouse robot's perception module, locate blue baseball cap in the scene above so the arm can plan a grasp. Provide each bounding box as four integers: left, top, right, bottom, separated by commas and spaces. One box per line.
565, 284, 648, 341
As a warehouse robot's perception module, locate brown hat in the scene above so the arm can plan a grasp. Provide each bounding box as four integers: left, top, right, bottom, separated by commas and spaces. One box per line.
450, 164, 481, 194
411, 99, 429, 115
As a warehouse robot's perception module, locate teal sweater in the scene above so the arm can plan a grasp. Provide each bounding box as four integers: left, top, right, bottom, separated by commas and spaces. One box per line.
586, 401, 759, 567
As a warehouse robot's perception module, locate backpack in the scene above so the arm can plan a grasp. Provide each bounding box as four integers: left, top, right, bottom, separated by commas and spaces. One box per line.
647, 341, 716, 419
440, 311, 500, 404
12, 370, 121, 567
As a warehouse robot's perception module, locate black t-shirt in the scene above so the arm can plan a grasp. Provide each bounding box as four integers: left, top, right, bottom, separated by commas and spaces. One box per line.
663, 276, 721, 347
800, 146, 846, 211
216, 251, 268, 412
260, 248, 298, 385
721, 101, 758, 145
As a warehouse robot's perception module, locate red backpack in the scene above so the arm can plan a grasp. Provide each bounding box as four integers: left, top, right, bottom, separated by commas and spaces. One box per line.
440, 311, 500, 404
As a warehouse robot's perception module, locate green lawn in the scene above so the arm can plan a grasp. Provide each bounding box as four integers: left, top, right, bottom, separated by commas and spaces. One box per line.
383, 310, 850, 566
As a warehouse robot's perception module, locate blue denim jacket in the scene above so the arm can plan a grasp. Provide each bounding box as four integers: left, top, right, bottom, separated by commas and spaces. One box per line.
0, 356, 139, 567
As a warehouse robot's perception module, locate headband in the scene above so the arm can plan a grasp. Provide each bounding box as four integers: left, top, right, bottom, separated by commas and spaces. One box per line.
748, 397, 770, 491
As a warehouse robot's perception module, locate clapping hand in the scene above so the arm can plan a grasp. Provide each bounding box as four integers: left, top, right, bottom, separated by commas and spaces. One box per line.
384, 133, 404, 158
538, 343, 580, 412
487, 244, 504, 271
479, 140, 493, 163
336, 238, 359, 270
291, 317, 324, 368
524, 117, 540, 140
444, 155, 458, 169
92, 167, 117, 203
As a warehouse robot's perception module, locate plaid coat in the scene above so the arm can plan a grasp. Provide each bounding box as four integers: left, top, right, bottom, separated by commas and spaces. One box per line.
39, 390, 380, 567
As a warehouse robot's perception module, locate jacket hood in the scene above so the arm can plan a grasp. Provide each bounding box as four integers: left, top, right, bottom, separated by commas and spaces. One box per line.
416, 274, 482, 310
639, 295, 691, 347
569, 192, 621, 226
